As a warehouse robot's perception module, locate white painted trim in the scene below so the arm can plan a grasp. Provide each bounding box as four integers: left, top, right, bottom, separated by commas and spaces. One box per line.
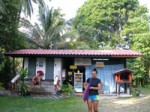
11, 74, 20, 84
54, 58, 62, 85
24, 58, 28, 69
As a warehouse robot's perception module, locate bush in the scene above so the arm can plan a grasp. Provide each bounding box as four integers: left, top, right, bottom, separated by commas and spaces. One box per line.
0, 58, 14, 89
61, 83, 74, 95
0, 82, 4, 90
16, 68, 30, 97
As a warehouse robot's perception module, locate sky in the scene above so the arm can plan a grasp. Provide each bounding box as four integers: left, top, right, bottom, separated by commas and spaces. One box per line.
30, 0, 150, 24
46, 0, 86, 20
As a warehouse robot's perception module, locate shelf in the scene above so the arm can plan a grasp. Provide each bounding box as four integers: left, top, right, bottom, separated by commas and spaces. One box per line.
74, 73, 83, 92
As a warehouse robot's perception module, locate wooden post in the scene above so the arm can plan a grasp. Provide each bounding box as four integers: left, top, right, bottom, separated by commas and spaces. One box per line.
116, 82, 117, 93
118, 83, 120, 95
129, 83, 131, 95
12, 57, 16, 75
124, 83, 125, 93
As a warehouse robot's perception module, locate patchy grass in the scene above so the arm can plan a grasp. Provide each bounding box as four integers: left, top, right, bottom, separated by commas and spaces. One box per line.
0, 96, 87, 112
138, 85, 150, 96
119, 84, 150, 101
131, 84, 150, 96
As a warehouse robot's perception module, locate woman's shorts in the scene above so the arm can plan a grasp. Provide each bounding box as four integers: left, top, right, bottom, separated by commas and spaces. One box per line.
88, 95, 99, 101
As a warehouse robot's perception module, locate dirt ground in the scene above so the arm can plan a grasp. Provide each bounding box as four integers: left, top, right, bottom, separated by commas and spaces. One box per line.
98, 95, 150, 112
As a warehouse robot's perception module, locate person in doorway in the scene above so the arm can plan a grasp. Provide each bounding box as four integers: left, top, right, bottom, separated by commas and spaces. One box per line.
54, 75, 60, 94
84, 68, 102, 112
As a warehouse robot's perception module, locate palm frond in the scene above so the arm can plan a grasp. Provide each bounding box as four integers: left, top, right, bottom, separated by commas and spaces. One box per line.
0, 0, 5, 13
19, 18, 34, 30
21, 0, 33, 18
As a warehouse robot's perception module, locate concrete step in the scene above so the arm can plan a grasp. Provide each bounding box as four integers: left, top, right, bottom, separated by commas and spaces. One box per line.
31, 85, 55, 93
30, 90, 52, 95
24, 80, 55, 95
25, 80, 53, 85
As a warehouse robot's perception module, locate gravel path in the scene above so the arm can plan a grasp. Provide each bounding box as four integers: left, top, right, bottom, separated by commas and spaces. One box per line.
99, 95, 150, 112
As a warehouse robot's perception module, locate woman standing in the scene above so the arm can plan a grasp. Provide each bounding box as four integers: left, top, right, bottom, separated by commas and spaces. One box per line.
84, 68, 102, 112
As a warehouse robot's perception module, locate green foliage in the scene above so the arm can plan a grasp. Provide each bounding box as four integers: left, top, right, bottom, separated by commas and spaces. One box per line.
0, 0, 5, 13
0, 82, 4, 90
127, 59, 149, 87
123, 5, 150, 86
0, 0, 43, 91
73, 0, 150, 51
61, 83, 74, 95
19, 0, 45, 18
16, 68, 30, 97
74, 0, 150, 86
0, 58, 14, 89
73, 0, 141, 48
21, 6, 66, 49
0, 0, 26, 51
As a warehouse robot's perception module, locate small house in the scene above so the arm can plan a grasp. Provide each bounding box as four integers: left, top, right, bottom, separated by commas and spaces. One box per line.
6, 49, 142, 94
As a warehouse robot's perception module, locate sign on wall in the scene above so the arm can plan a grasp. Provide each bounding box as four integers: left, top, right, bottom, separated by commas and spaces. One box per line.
70, 65, 77, 69
75, 58, 91, 66
95, 62, 104, 67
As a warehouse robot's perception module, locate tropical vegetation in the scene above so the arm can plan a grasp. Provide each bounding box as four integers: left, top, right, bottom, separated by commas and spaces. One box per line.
73, 0, 150, 86
0, 0, 149, 89
16, 68, 30, 97
21, 6, 65, 49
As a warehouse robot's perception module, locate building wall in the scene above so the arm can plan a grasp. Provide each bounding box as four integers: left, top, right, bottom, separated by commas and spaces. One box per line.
24, 57, 54, 80
54, 58, 62, 85
23, 58, 28, 69
45, 58, 54, 80
28, 58, 36, 79
36, 58, 46, 80
25, 57, 126, 93
85, 58, 125, 93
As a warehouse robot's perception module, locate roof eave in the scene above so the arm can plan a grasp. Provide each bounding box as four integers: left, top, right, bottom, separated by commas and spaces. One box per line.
5, 54, 143, 58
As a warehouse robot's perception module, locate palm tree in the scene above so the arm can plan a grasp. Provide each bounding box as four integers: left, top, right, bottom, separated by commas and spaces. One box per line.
21, 6, 65, 49
19, 0, 45, 18
0, 0, 5, 13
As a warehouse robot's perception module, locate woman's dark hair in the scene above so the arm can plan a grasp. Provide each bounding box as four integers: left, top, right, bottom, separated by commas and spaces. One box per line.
92, 68, 98, 74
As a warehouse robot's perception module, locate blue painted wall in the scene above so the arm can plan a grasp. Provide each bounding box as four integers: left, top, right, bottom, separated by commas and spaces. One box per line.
27, 57, 54, 80
28, 58, 36, 79
85, 64, 124, 93
45, 58, 54, 80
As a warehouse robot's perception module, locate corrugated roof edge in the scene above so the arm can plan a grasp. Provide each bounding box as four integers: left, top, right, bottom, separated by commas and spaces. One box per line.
5, 49, 143, 58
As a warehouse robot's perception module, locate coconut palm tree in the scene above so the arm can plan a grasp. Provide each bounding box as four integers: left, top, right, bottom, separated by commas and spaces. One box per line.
19, 0, 45, 18
21, 6, 66, 49
0, 0, 5, 13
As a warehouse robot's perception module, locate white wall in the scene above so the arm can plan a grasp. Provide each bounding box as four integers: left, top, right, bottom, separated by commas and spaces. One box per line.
54, 58, 62, 85
24, 58, 28, 69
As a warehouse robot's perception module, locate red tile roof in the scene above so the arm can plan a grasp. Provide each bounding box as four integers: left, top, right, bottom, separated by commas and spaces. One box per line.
5, 49, 143, 58
114, 68, 134, 75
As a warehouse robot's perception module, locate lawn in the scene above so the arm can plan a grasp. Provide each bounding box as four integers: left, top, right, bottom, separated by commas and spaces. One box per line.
0, 85, 150, 112
0, 96, 87, 112
138, 85, 150, 96
131, 84, 150, 96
